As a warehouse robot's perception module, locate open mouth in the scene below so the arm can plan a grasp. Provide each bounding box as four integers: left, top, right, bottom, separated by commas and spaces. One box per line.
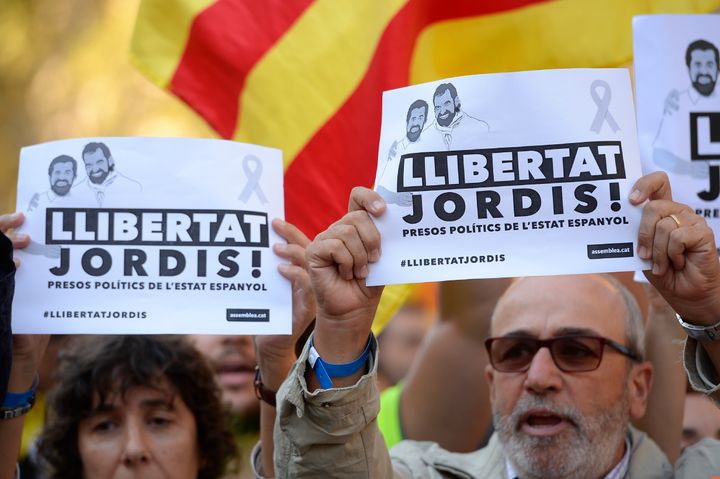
520, 409, 571, 436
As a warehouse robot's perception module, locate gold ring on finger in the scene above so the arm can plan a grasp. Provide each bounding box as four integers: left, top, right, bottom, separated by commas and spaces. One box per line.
669, 213, 681, 228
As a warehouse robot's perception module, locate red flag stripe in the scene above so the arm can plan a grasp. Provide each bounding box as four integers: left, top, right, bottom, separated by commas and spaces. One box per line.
169, 0, 313, 139
284, 0, 549, 237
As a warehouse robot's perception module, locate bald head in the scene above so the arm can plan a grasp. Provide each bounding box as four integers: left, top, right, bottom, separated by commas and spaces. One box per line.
491, 274, 644, 359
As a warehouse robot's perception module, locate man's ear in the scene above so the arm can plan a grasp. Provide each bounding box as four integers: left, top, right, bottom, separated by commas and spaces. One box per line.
454, 96, 461, 109
108, 155, 115, 168
485, 363, 495, 399
628, 361, 653, 420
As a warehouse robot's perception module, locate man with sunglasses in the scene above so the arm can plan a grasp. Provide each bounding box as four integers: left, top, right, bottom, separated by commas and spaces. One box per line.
478, 274, 659, 478
271, 171, 720, 478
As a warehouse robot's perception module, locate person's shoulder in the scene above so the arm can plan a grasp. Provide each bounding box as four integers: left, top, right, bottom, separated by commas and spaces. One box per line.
463, 113, 490, 132
68, 181, 95, 199
390, 434, 506, 478
675, 438, 720, 478
677, 88, 693, 101
699, 89, 720, 106
113, 172, 143, 191
626, 426, 674, 478
414, 128, 444, 151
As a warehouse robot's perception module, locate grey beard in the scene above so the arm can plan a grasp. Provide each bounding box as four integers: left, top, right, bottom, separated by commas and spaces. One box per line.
493, 393, 629, 479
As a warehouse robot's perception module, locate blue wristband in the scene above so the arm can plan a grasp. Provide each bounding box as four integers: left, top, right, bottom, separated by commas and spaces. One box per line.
2, 374, 39, 408
308, 334, 372, 390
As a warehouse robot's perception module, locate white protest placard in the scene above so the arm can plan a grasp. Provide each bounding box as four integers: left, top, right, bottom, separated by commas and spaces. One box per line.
13, 137, 290, 334
634, 15, 720, 240
367, 69, 649, 286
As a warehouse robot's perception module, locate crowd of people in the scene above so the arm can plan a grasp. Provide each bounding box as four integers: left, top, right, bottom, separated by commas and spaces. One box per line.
1, 171, 720, 478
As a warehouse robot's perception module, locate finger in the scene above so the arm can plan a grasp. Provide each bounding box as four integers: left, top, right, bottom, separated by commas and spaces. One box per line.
629, 172, 672, 205
666, 227, 687, 271
637, 199, 671, 260
273, 242, 307, 268
278, 263, 312, 296
637, 199, 684, 260
650, 216, 677, 275
278, 263, 316, 328
653, 203, 705, 275
308, 236, 356, 281
335, 210, 381, 264
348, 186, 386, 216
641, 204, 698, 269
278, 262, 308, 284
8, 232, 30, 250
325, 223, 369, 279
672, 206, 704, 229
0, 212, 25, 232
352, 210, 382, 262
667, 221, 715, 272
272, 218, 310, 248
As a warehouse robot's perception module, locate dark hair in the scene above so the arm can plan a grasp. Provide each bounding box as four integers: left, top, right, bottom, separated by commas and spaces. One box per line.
686, 39, 719, 68
82, 142, 111, 160
433, 83, 458, 101
47, 155, 77, 177
38, 335, 236, 479
406, 99, 429, 123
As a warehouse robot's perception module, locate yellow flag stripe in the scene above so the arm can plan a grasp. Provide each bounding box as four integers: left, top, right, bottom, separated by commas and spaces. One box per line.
373, 284, 414, 336
233, 0, 408, 168
131, 0, 215, 88
410, 0, 720, 83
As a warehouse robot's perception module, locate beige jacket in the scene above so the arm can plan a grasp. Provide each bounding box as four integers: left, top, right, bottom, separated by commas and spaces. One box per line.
272, 336, 691, 479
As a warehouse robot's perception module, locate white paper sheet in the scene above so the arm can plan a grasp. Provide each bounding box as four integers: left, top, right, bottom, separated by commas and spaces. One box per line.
13, 137, 290, 334
634, 15, 720, 244
367, 69, 649, 286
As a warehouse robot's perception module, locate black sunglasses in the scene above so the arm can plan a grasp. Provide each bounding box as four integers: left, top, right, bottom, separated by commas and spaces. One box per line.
484, 335, 641, 373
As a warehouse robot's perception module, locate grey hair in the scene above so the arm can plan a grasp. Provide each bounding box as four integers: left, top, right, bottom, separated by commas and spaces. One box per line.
598, 274, 645, 361
491, 274, 645, 360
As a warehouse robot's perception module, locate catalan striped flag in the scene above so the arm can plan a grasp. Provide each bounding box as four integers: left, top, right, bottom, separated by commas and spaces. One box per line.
131, 0, 720, 331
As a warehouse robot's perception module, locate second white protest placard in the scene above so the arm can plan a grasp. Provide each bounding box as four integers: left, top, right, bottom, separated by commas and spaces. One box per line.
14, 137, 290, 334
634, 15, 720, 237
368, 69, 648, 286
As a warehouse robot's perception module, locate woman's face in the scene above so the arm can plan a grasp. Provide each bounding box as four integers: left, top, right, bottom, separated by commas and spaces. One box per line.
77, 380, 200, 479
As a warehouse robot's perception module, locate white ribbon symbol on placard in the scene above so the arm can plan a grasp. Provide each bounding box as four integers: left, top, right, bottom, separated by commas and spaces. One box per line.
238, 155, 268, 204
590, 80, 620, 134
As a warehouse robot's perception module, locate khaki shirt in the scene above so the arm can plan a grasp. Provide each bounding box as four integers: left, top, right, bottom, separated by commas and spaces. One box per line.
272, 335, 690, 478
